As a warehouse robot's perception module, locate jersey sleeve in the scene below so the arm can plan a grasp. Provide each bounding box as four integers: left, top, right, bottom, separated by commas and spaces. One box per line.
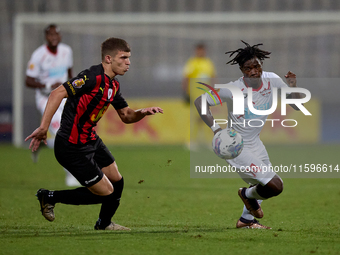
26, 49, 42, 78
111, 86, 128, 110
62, 69, 96, 97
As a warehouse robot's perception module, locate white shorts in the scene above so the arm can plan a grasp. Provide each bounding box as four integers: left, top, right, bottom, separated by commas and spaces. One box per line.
227, 137, 276, 186
35, 89, 66, 136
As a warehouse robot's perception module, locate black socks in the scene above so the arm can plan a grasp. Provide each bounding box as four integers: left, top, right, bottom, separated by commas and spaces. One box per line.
97, 177, 124, 228
49, 187, 105, 205
46, 177, 125, 229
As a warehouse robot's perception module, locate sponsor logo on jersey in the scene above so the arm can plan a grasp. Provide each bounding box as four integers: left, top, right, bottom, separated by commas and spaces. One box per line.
29, 63, 35, 70
260, 81, 272, 97
72, 78, 85, 88
108, 88, 113, 99
90, 105, 109, 123
67, 81, 76, 95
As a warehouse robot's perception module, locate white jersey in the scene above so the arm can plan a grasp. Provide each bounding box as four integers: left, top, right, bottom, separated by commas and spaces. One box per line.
206, 72, 289, 144
26, 43, 73, 147
26, 43, 73, 96
206, 72, 289, 185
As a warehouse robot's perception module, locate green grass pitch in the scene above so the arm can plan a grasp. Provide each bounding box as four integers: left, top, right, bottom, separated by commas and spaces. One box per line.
1, 143, 340, 255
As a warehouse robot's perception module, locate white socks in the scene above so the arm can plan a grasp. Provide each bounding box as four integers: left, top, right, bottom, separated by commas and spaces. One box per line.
241, 200, 263, 220
241, 185, 265, 221
245, 185, 266, 200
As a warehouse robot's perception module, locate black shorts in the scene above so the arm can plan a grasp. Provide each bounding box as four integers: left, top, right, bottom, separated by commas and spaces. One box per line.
54, 135, 115, 187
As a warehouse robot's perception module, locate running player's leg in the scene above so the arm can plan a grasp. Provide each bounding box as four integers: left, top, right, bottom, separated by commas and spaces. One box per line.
232, 141, 283, 197
93, 162, 128, 230
39, 136, 128, 229
236, 173, 282, 229
256, 174, 283, 198
252, 142, 284, 199
242, 149, 283, 200
92, 139, 129, 230
228, 145, 283, 228
228, 145, 282, 217
37, 136, 112, 221
236, 200, 270, 229
228, 149, 265, 218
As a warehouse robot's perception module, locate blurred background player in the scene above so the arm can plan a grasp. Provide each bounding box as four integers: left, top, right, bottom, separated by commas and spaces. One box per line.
182, 43, 216, 104
182, 43, 216, 148
25, 24, 79, 186
195, 41, 303, 229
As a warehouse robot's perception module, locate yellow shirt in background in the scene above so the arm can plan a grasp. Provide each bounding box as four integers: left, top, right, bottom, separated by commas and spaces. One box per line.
183, 57, 216, 100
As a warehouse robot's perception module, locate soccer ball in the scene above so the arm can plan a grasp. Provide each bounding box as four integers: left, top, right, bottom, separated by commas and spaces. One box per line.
212, 128, 244, 159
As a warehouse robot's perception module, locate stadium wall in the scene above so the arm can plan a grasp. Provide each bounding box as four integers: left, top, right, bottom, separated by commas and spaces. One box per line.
97, 98, 190, 145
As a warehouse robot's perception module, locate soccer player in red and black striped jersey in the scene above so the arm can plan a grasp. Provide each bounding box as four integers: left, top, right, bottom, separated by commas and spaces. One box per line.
25, 37, 163, 230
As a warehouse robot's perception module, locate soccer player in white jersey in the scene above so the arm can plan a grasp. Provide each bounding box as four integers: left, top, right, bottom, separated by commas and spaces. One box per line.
195, 41, 303, 229
26, 24, 79, 186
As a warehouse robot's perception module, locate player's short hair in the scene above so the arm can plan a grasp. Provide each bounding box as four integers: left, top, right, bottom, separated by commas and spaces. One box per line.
101, 37, 130, 60
225, 40, 271, 67
45, 24, 60, 34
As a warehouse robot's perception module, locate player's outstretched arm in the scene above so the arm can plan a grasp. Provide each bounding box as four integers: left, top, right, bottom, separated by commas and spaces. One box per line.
25, 85, 68, 151
194, 96, 222, 134
116, 106, 163, 124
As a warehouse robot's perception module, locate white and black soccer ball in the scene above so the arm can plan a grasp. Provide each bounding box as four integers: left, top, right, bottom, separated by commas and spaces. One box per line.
212, 128, 244, 159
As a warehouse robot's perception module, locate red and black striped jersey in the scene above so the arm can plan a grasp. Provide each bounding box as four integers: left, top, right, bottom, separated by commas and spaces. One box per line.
58, 64, 128, 145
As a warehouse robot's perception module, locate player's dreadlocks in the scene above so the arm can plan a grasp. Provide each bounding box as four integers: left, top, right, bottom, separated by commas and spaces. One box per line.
225, 40, 271, 67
